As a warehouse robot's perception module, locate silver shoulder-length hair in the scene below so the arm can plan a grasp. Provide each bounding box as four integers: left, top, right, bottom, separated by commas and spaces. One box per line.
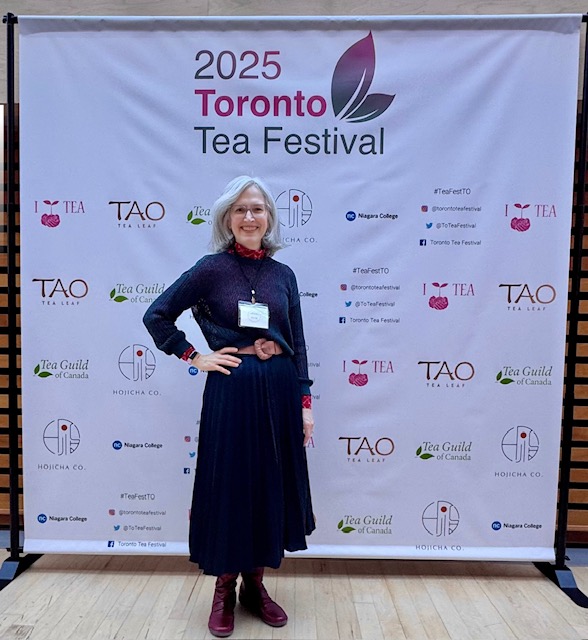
210, 175, 283, 257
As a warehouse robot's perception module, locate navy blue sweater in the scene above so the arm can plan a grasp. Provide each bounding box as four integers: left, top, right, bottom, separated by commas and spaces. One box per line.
143, 251, 312, 395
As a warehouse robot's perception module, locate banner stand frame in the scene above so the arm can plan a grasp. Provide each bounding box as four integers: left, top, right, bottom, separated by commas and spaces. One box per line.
534, 12, 588, 608
0, 12, 41, 591
2, 12, 588, 602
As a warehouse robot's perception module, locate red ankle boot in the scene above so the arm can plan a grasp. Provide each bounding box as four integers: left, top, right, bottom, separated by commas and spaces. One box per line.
239, 568, 288, 627
208, 573, 238, 638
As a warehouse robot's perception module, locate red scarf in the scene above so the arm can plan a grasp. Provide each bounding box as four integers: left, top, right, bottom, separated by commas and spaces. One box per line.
229, 242, 266, 260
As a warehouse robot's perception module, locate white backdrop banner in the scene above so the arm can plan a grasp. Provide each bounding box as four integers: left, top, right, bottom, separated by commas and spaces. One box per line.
19, 15, 581, 560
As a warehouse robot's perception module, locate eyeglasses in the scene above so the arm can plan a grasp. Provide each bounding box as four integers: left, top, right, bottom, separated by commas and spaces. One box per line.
230, 204, 267, 217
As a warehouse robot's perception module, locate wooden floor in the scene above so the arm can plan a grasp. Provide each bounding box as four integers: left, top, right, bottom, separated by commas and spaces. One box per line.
0, 554, 586, 639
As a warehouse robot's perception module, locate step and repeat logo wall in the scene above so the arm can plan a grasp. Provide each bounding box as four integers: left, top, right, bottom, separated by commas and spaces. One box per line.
19, 15, 580, 558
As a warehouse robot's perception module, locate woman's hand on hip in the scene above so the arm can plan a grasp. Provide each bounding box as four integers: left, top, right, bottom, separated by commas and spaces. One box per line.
193, 347, 241, 375
302, 407, 314, 446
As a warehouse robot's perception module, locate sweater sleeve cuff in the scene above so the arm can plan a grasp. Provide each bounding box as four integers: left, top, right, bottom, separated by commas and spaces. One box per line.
173, 338, 193, 358
302, 395, 312, 409
180, 346, 197, 362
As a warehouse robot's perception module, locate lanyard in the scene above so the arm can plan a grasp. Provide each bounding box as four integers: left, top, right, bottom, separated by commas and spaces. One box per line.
234, 255, 266, 304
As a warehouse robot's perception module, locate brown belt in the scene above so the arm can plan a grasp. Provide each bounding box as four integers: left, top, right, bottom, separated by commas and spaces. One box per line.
236, 338, 283, 360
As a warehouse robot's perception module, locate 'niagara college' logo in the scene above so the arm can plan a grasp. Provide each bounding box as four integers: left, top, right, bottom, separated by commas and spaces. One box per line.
43, 419, 81, 456
331, 32, 395, 123
422, 501, 460, 536
118, 345, 156, 381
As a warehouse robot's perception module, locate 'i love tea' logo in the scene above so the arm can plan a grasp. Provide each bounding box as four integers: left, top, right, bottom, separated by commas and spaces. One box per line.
423, 282, 475, 310
342, 359, 394, 386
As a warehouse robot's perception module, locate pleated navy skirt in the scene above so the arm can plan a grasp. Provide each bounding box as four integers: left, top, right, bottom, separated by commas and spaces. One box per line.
189, 354, 315, 576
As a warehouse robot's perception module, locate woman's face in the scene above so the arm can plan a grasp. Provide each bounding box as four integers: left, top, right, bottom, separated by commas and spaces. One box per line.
228, 185, 269, 250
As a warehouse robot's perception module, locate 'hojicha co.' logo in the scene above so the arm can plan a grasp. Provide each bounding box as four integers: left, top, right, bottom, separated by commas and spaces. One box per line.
331, 32, 395, 123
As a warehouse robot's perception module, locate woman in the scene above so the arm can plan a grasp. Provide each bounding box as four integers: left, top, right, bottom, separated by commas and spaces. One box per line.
143, 176, 315, 638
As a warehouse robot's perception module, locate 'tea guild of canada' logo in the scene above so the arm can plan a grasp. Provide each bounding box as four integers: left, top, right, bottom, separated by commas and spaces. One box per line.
277, 189, 313, 228
423, 282, 475, 310
187, 204, 211, 227
118, 345, 156, 381
34, 358, 89, 380
416, 441, 472, 462
422, 501, 460, 536
337, 514, 393, 535
43, 419, 81, 456
499, 283, 556, 311
109, 283, 165, 304
496, 365, 553, 387
501, 426, 539, 463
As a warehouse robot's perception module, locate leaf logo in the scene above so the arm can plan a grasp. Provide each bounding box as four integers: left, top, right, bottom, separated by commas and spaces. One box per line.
337, 519, 356, 534
34, 364, 52, 378
416, 446, 434, 460
331, 32, 395, 123
110, 288, 128, 303
496, 371, 514, 385
187, 211, 206, 225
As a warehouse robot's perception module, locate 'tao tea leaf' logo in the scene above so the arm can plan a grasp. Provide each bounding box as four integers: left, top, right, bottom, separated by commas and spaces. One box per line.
331, 32, 395, 123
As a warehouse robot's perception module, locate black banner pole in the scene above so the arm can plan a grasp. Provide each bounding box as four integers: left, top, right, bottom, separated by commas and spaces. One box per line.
535, 12, 588, 607
0, 12, 41, 590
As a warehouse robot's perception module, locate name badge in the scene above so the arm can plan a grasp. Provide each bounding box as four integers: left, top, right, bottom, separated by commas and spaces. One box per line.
238, 301, 270, 329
